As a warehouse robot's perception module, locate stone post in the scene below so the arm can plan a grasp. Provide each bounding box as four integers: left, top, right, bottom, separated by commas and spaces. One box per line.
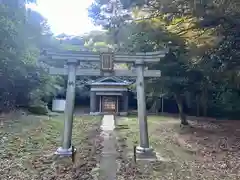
90, 91, 97, 113
135, 60, 154, 157
55, 59, 78, 156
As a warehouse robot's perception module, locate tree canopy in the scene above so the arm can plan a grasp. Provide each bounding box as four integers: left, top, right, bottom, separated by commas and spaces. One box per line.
88, 0, 240, 124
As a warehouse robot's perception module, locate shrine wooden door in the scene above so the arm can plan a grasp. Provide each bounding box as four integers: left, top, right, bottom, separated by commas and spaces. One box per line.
102, 96, 117, 113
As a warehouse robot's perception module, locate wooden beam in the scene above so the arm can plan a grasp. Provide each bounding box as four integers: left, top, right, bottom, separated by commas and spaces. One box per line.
49, 55, 162, 63
45, 50, 167, 57
50, 55, 99, 62
44, 50, 167, 63
49, 68, 161, 77
112, 69, 161, 77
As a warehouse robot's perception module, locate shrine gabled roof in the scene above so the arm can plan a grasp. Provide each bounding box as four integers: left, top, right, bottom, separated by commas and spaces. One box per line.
88, 77, 132, 86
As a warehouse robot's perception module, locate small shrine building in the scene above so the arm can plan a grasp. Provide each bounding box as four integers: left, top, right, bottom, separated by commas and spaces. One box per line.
88, 77, 131, 115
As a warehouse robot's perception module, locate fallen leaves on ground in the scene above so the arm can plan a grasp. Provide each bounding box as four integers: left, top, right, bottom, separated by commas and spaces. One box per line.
115, 116, 240, 180
0, 114, 103, 180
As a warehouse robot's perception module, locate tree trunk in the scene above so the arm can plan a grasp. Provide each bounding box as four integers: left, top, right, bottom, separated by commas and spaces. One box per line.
155, 99, 160, 114
149, 99, 157, 113
186, 91, 191, 109
196, 94, 200, 117
201, 88, 208, 117
175, 94, 189, 125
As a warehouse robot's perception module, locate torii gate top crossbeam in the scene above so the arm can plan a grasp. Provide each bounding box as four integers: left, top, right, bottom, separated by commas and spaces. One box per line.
43, 49, 167, 63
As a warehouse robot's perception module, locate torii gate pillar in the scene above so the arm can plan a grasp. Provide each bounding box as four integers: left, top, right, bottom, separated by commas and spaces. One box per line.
135, 60, 154, 157
55, 59, 78, 155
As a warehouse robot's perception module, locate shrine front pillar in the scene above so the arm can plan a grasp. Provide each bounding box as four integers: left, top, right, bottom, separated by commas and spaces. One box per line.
122, 91, 129, 114
90, 91, 97, 114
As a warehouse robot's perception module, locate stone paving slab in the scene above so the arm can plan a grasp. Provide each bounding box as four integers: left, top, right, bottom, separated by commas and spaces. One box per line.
99, 115, 117, 180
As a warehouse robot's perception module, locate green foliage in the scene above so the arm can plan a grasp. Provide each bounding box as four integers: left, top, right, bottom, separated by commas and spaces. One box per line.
0, 2, 62, 112
28, 104, 49, 115
88, 0, 240, 121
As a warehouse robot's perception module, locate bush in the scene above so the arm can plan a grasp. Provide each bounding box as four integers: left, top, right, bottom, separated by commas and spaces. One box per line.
28, 105, 49, 115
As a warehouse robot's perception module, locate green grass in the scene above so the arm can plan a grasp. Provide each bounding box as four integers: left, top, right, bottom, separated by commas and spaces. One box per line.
0, 114, 102, 180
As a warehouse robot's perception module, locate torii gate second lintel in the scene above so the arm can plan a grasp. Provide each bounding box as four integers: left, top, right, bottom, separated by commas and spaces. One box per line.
42, 49, 167, 157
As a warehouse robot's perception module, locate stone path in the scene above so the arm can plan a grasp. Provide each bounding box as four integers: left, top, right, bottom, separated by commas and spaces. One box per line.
99, 115, 117, 180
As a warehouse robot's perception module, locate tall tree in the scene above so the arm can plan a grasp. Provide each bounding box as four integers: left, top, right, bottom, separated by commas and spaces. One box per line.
0, 1, 61, 112
88, 0, 240, 122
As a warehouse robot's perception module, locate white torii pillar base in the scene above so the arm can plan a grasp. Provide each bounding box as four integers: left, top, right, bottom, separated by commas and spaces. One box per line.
136, 146, 156, 159
55, 146, 76, 156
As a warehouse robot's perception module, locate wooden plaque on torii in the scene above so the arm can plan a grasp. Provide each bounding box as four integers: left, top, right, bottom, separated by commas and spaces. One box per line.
100, 52, 114, 72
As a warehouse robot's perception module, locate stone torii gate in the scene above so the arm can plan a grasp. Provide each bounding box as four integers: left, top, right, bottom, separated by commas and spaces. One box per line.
42, 49, 166, 157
